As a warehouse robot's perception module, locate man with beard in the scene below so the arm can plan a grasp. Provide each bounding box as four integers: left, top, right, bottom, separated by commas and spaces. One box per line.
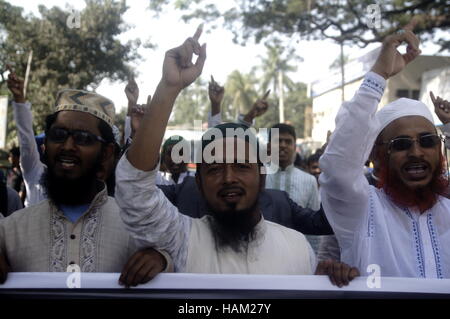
0, 89, 171, 286
115, 27, 359, 286
320, 21, 450, 278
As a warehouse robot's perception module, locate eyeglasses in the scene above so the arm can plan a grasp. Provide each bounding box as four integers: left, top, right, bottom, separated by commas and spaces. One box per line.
381, 134, 443, 152
47, 127, 105, 146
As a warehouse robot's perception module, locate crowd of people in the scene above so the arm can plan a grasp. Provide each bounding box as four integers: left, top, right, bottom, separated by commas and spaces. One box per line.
0, 20, 449, 289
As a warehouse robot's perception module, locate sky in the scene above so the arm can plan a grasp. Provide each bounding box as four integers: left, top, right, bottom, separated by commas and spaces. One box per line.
6, 0, 448, 112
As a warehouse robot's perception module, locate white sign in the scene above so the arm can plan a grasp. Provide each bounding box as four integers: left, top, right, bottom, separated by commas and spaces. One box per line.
0, 96, 8, 149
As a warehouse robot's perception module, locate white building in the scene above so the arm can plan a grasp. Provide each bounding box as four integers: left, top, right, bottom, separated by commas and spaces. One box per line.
311, 48, 450, 144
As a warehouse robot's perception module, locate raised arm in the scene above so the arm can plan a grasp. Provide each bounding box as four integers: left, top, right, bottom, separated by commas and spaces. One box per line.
319, 21, 421, 246
430, 91, 450, 150
7, 70, 45, 204
115, 26, 206, 272
237, 90, 270, 127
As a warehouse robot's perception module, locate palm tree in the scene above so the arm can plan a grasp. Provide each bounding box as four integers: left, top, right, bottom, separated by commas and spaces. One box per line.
258, 39, 302, 122
223, 70, 257, 119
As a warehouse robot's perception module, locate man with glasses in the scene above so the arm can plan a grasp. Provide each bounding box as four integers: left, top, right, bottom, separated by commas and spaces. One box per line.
0, 90, 171, 286
319, 21, 450, 278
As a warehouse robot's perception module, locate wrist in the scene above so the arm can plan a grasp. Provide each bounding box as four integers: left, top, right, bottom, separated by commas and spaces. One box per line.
14, 96, 26, 103
243, 111, 256, 123
370, 66, 389, 80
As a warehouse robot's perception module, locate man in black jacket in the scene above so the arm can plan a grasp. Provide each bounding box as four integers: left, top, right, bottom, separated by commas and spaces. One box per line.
158, 176, 332, 236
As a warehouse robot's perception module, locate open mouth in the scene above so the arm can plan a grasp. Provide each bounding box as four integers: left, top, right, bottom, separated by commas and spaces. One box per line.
403, 162, 429, 180
219, 188, 244, 201
57, 156, 80, 169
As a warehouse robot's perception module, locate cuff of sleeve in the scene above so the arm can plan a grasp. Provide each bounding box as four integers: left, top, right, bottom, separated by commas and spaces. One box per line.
156, 249, 174, 273
208, 111, 220, 119
237, 114, 254, 127
360, 71, 386, 99
12, 101, 31, 110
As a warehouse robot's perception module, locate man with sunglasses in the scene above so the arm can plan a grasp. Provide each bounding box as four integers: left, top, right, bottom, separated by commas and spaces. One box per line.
0, 89, 172, 286
319, 21, 450, 278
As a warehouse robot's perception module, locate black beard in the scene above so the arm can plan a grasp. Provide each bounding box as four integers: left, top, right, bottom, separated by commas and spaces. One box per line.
207, 200, 260, 254
41, 155, 103, 206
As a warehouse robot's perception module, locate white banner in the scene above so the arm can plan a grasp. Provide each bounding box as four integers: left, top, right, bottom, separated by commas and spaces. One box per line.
1, 273, 450, 295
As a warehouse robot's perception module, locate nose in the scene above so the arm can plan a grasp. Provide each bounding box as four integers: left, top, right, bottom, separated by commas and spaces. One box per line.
61, 135, 77, 151
408, 139, 425, 157
223, 165, 238, 184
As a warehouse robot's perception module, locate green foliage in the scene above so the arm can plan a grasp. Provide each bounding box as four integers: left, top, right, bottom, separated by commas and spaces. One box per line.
0, 0, 142, 147
169, 77, 209, 127
169, 40, 310, 137
148, 0, 450, 51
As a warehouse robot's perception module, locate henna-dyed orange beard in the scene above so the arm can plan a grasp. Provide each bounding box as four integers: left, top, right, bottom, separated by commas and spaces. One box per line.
377, 153, 449, 212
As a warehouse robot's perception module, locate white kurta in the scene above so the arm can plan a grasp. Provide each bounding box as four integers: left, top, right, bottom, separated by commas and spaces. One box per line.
266, 165, 320, 211
12, 101, 46, 206
115, 155, 316, 274
319, 71, 450, 278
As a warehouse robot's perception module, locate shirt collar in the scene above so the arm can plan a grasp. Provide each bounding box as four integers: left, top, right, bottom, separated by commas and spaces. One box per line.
50, 181, 109, 219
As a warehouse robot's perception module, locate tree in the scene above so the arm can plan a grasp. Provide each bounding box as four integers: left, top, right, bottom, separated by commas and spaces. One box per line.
148, 0, 450, 52
169, 77, 209, 128
0, 0, 142, 147
222, 70, 258, 119
258, 39, 301, 122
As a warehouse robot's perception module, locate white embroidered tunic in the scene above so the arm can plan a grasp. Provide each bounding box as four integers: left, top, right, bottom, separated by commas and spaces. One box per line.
0, 185, 136, 272
319, 71, 450, 278
115, 156, 316, 274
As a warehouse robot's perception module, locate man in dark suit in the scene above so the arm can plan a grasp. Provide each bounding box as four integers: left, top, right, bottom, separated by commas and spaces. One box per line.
158, 176, 332, 236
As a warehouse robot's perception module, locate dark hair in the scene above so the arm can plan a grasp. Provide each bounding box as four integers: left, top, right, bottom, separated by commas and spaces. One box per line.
268, 123, 296, 141
196, 122, 263, 175
9, 146, 20, 157
307, 153, 321, 166
44, 112, 115, 144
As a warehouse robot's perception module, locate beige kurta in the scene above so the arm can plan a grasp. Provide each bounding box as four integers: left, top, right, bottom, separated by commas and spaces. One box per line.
0, 185, 136, 272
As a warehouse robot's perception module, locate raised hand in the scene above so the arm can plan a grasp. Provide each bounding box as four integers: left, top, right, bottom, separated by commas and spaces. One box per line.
430, 91, 450, 124
125, 75, 139, 106
243, 90, 270, 123
208, 75, 224, 106
252, 89, 270, 117
371, 19, 421, 79
6, 67, 25, 103
162, 25, 207, 91
130, 95, 151, 137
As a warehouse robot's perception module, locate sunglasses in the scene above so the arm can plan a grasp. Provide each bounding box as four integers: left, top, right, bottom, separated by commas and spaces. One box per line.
47, 127, 105, 146
382, 134, 443, 152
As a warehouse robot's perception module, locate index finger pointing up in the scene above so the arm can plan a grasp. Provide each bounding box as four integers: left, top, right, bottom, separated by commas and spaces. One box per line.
193, 24, 203, 41
263, 89, 271, 100
430, 91, 436, 104
403, 17, 418, 32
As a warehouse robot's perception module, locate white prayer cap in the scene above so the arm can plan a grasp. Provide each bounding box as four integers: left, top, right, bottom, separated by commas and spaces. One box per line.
375, 98, 434, 136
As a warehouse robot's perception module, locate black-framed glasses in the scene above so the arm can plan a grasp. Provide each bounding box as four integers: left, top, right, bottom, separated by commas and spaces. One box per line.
382, 134, 444, 152
47, 127, 105, 146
